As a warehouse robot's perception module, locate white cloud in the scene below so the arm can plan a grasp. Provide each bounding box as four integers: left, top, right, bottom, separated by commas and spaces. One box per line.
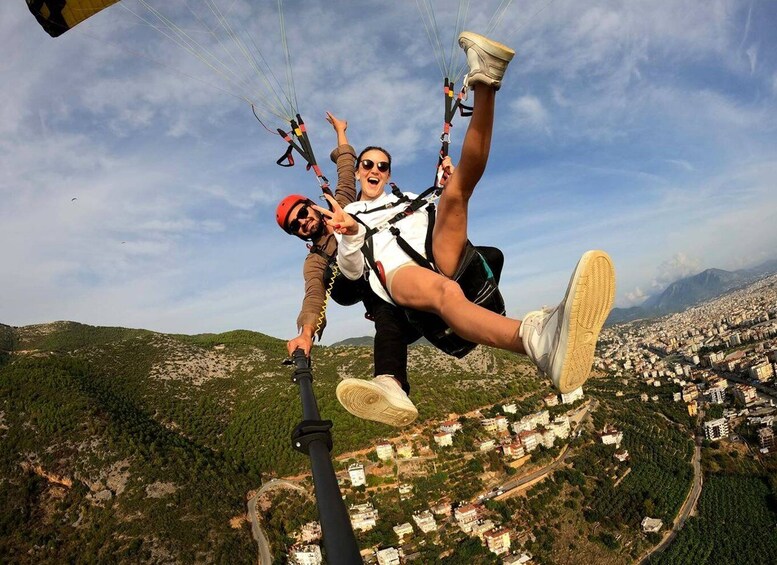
510, 95, 550, 131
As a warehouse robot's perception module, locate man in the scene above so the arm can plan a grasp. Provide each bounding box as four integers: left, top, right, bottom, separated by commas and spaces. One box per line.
276, 113, 421, 426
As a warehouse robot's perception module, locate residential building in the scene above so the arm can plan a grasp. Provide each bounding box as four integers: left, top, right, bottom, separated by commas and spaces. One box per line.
502, 403, 517, 414
397, 444, 413, 459
541, 429, 556, 449
412, 510, 438, 533
758, 427, 775, 451
687, 402, 698, 417
734, 383, 758, 406
750, 361, 774, 382
440, 419, 462, 434
434, 431, 453, 447
641, 517, 663, 533
393, 522, 413, 541
376, 547, 401, 565
483, 527, 511, 555
398, 483, 413, 496
481, 418, 498, 433
682, 384, 698, 403
376, 442, 393, 461
706, 385, 726, 405
495, 415, 510, 431
561, 387, 584, 404
349, 503, 378, 531
517, 430, 541, 452
431, 501, 452, 516
703, 417, 729, 441
600, 427, 623, 448
478, 439, 496, 451
290, 545, 322, 565
454, 504, 479, 532
348, 463, 366, 487
502, 441, 525, 459
614, 449, 629, 462
471, 519, 496, 539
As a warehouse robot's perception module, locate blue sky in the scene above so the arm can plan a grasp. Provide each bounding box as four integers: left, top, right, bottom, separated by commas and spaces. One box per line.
2, 0, 776, 344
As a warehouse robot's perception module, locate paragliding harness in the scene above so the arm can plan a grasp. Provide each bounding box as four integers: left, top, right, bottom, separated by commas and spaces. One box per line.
351, 183, 506, 359
307, 244, 366, 308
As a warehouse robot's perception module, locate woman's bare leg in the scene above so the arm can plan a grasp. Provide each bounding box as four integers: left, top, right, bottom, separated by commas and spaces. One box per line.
432, 85, 496, 277
390, 265, 526, 354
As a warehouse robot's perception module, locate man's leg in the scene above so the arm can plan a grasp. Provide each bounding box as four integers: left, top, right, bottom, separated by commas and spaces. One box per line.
372, 300, 414, 395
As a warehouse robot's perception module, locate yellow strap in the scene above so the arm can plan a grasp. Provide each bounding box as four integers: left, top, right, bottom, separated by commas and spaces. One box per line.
314, 263, 339, 339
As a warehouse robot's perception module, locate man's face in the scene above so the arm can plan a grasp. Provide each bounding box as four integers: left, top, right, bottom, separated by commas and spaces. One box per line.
287, 202, 322, 239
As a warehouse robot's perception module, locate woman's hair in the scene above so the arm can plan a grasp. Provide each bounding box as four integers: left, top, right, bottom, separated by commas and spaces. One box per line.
357, 146, 392, 172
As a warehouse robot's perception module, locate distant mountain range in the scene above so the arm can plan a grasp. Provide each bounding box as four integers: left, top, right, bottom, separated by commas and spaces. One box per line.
606, 258, 777, 325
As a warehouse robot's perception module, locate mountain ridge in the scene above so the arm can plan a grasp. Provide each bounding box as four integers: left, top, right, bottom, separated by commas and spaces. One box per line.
607, 258, 777, 325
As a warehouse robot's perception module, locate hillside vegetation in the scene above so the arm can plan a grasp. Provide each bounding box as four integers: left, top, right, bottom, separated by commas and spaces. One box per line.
0, 321, 537, 563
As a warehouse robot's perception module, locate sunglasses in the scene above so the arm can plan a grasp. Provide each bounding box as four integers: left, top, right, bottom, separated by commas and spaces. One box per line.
287, 205, 310, 233
360, 159, 390, 173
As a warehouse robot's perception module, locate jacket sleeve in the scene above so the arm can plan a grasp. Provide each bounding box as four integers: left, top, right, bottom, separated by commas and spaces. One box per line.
297, 251, 329, 337
330, 144, 357, 208
336, 223, 367, 281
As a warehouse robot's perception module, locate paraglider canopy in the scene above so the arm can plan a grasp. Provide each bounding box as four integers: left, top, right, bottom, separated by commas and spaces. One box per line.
27, 0, 120, 37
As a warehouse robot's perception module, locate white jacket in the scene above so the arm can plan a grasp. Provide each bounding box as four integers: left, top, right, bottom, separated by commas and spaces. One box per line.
336, 191, 431, 305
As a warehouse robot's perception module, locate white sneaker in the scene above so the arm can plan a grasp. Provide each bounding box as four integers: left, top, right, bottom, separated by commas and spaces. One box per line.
458, 31, 515, 90
336, 375, 418, 427
521, 250, 616, 393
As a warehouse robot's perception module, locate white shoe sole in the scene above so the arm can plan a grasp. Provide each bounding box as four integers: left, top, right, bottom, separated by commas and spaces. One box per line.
553, 250, 616, 393
336, 379, 418, 427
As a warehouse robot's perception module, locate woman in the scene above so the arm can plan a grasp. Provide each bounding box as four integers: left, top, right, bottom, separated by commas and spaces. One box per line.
318, 32, 616, 427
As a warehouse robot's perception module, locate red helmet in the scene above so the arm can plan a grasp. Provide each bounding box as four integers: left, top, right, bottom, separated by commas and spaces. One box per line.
275, 194, 310, 233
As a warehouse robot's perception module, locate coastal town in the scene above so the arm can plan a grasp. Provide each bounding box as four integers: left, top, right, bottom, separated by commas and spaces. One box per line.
264, 273, 777, 564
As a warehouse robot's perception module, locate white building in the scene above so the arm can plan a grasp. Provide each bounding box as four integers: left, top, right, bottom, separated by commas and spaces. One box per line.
502, 403, 517, 414
434, 431, 453, 447
439, 419, 462, 434
707, 385, 726, 405
376, 547, 401, 565
600, 428, 623, 449
703, 418, 729, 441
349, 503, 378, 531
561, 386, 584, 404
290, 544, 322, 565
348, 463, 366, 487
393, 522, 413, 541
412, 510, 438, 533
376, 442, 394, 461
454, 504, 479, 532
397, 444, 413, 458
641, 517, 663, 533
549, 416, 571, 439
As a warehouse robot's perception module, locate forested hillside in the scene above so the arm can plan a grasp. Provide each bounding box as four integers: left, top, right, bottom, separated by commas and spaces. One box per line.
0, 321, 537, 563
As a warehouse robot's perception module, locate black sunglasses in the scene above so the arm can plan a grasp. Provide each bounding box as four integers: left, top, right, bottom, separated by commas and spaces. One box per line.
360, 159, 390, 173
287, 205, 310, 233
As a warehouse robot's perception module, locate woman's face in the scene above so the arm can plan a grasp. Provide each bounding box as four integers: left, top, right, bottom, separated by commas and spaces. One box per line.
357, 149, 391, 201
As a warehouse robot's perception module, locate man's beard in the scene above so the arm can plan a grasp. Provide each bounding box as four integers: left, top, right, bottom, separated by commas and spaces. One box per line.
306, 219, 326, 241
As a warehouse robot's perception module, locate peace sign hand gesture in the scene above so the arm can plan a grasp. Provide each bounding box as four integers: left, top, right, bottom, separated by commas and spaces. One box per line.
313, 193, 359, 236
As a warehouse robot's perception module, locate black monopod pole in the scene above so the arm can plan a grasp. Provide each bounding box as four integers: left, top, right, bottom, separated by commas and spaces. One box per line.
288, 348, 362, 564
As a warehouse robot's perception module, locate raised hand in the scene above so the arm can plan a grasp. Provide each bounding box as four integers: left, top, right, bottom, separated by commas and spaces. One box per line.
313, 193, 359, 236
325, 111, 347, 134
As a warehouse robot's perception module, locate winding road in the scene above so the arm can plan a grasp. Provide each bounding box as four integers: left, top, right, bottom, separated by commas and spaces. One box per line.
247, 479, 311, 565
